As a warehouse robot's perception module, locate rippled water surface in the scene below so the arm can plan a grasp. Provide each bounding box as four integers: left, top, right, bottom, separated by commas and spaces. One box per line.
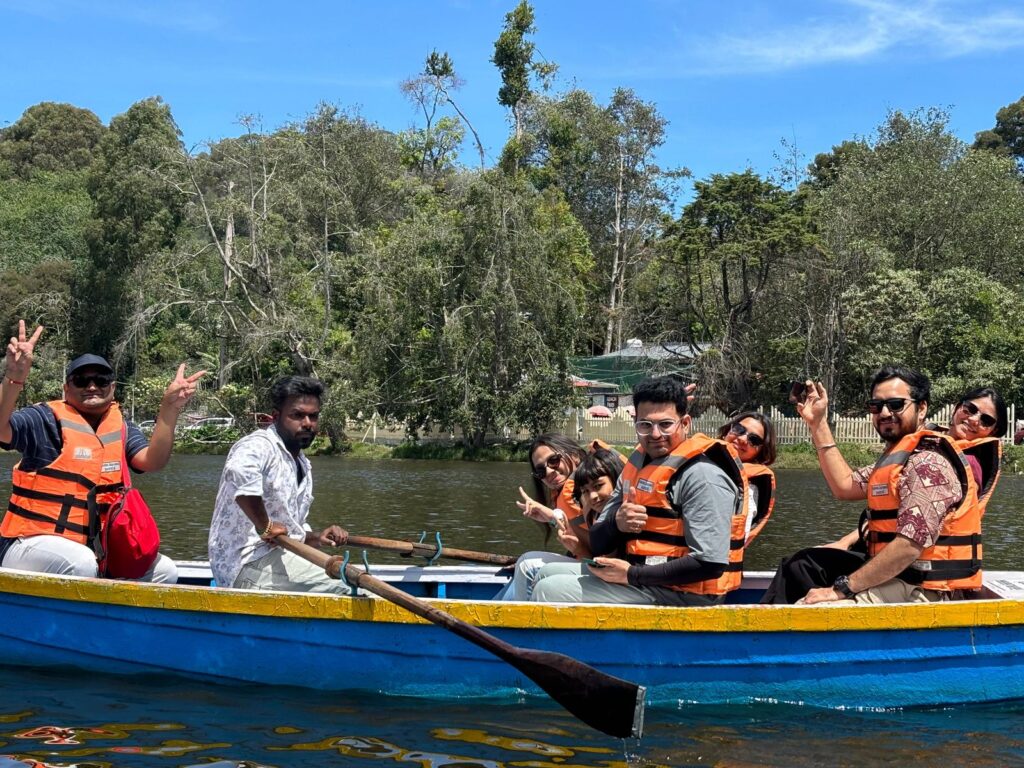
2, 454, 1024, 766
3, 665, 1024, 767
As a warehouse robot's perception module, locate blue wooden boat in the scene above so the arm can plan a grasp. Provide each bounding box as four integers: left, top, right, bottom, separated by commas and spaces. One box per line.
2, 561, 1024, 710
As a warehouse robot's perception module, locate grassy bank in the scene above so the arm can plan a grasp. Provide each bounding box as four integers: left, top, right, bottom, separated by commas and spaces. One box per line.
341, 440, 885, 467
339, 440, 1024, 473
172, 438, 1024, 473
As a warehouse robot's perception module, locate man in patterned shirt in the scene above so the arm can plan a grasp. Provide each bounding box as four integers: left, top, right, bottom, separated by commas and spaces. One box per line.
207, 375, 349, 592
763, 365, 968, 605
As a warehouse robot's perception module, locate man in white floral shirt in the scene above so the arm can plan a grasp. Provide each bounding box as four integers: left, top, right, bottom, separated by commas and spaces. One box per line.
208, 376, 349, 591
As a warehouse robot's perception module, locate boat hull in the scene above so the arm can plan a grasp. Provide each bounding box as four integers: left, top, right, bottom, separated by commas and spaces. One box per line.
3, 564, 1024, 708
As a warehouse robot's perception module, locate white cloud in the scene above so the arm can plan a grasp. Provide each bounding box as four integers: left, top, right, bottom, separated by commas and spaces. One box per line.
696, 0, 1024, 74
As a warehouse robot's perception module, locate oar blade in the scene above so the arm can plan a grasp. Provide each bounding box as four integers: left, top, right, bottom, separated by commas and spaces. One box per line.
505, 647, 646, 739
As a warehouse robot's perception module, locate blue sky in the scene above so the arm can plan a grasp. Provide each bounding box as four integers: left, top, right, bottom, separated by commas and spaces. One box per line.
2, 0, 1022, 205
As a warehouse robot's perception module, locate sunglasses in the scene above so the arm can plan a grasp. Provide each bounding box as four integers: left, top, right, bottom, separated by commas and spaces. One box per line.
635, 418, 681, 437
959, 401, 997, 429
69, 373, 114, 389
729, 422, 764, 447
532, 453, 564, 479
866, 397, 914, 415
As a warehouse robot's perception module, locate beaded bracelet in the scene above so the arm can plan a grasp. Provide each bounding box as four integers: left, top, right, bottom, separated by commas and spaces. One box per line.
259, 520, 275, 539
5, 378, 25, 387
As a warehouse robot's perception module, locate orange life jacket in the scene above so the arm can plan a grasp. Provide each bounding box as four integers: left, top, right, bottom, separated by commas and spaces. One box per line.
865, 430, 981, 591
743, 463, 776, 546
551, 479, 582, 521
953, 436, 1001, 516
620, 433, 747, 595
0, 400, 126, 545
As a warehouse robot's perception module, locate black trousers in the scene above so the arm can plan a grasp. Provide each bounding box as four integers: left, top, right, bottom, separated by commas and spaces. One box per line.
760, 547, 868, 604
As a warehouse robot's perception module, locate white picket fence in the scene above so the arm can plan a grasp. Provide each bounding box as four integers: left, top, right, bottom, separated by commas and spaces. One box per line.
355, 402, 1018, 447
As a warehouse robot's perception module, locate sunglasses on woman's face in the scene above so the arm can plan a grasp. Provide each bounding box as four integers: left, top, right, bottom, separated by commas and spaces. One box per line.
960, 401, 997, 429
729, 422, 764, 447
532, 453, 564, 479
866, 397, 914, 415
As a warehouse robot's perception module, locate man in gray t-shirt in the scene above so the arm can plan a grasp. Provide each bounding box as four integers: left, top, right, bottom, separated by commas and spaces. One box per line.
531, 376, 741, 606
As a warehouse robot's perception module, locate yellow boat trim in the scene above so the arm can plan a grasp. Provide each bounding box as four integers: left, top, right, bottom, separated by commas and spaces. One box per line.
2, 569, 1023, 633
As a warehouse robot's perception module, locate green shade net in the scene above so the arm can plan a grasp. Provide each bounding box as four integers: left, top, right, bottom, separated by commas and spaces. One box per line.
569, 354, 695, 391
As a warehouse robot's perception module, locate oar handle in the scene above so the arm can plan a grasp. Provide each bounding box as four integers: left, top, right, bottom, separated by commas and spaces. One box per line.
344, 534, 517, 567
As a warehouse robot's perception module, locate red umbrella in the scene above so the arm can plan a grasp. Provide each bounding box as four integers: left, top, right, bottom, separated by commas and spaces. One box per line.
587, 405, 612, 418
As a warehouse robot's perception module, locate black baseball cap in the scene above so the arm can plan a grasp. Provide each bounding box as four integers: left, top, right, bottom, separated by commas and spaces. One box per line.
66, 354, 114, 379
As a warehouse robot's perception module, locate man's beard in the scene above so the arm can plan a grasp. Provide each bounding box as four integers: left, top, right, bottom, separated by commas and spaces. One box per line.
283, 430, 315, 453
878, 419, 911, 445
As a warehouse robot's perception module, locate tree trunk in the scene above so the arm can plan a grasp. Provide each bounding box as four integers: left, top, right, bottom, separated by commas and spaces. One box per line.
219, 182, 234, 389
604, 152, 626, 353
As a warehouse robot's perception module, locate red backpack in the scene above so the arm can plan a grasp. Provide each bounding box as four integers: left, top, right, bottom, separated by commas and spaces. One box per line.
90, 426, 161, 578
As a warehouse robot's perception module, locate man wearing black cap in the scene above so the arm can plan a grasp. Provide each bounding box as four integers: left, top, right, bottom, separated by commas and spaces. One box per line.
0, 320, 205, 581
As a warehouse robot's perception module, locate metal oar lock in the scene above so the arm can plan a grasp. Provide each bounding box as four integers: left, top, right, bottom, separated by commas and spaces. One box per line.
412, 531, 444, 566
326, 549, 374, 595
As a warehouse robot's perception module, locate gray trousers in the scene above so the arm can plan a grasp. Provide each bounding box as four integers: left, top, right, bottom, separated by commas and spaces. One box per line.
530, 562, 723, 606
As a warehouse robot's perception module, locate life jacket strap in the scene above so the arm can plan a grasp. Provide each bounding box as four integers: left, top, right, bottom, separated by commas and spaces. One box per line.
4, 502, 90, 536
9, 484, 89, 510
34, 466, 96, 489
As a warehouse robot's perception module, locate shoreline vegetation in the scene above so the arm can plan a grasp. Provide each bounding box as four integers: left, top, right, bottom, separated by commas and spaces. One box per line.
163, 439, 1024, 473
7, 438, 1020, 471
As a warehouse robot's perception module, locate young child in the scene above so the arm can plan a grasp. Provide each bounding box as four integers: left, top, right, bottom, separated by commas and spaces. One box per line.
500, 448, 625, 601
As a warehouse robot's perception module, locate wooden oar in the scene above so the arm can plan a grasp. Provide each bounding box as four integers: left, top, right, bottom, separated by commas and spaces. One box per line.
343, 534, 517, 567
275, 535, 645, 739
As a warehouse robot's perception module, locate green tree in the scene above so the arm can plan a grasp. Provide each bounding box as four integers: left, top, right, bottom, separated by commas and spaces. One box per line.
840, 267, 1024, 407
523, 88, 684, 352
973, 94, 1024, 167
354, 172, 590, 447
78, 97, 186, 359
400, 51, 484, 173
127, 107, 409, 446
0, 102, 105, 179
654, 170, 814, 409
805, 139, 869, 190
810, 108, 1024, 410
492, 0, 557, 173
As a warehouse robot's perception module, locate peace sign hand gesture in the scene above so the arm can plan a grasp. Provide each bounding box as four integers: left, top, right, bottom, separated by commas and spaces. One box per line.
160, 363, 208, 415
5, 320, 44, 384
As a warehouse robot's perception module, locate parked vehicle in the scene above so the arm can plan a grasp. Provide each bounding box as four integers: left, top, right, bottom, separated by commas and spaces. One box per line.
184, 416, 235, 431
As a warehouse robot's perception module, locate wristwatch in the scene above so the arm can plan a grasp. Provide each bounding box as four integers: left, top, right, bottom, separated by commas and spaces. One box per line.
833, 574, 856, 599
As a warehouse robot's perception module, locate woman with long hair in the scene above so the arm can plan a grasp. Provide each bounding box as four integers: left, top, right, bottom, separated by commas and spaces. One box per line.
944, 386, 1007, 513
717, 411, 777, 544
503, 446, 626, 601
518, 433, 589, 537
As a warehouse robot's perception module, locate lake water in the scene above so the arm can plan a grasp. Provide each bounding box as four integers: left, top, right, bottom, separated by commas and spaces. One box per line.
2, 454, 1024, 766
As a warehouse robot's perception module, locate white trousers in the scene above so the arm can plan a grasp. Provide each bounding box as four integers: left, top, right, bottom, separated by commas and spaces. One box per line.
2, 534, 178, 583
233, 547, 352, 594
